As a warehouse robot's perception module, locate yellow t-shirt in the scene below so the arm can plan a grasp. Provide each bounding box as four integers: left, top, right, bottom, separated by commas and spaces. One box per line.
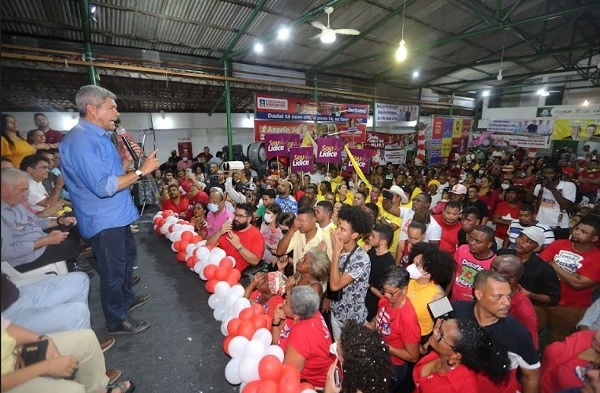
285, 227, 333, 271
1, 326, 17, 375
336, 191, 354, 205
380, 209, 402, 254
407, 280, 445, 335
1, 136, 36, 168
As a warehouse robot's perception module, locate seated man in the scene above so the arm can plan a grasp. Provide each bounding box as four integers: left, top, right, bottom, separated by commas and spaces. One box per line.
1, 273, 90, 334
19, 154, 69, 217
161, 184, 189, 217
1, 168, 80, 272
206, 203, 265, 272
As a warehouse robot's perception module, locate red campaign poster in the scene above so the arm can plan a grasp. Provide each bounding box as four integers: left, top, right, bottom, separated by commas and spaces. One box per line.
334, 122, 367, 144
459, 120, 472, 154
432, 118, 444, 139
364, 131, 396, 149
289, 147, 314, 172
177, 139, 193, 160
254, 121, 319, 141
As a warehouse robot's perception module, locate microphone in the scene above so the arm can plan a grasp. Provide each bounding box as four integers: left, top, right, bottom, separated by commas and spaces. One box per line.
115, 126, 139, 166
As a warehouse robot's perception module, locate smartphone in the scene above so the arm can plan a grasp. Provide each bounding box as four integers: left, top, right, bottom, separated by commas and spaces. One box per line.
427, 296, 453, 319
186, 168, 193, 175
334, 367, 341, 388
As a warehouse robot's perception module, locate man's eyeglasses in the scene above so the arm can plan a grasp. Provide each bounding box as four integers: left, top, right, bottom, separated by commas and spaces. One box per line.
380, 287, 401, 296
234, 213, 250, 219
437, 320, 457, 352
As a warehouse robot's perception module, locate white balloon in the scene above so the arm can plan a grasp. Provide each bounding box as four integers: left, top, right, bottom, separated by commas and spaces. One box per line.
239, 382, 247, 392
153, 225, 158, 231
263, 345, 284, 363
252, 328, 272, 349
197, 240, 207, 247
229, 284, 245, 298
215, 281, 231, 298
185, 243, 198, 255
233, 298, 251, 316
211, 247, 226, 259
221, 322, 229, 336
170, 242, 178, 252
193, 262, 203, 274
301, 390, 318, 393
208, 253, 222, 266
208, 294, 222, 310
244, 340, 265, 359
199, 270, 207, 281
224, 358, 242, 385
195, 247, 211, 262
213, 304, 226, 321
160, 223, 170, 234
238, 357, 260, 383
165, 216, 178, 224
221, 316, 234, 336
224, 294, 238, 308
154, 212, 163, 218
228, 336, 249, 359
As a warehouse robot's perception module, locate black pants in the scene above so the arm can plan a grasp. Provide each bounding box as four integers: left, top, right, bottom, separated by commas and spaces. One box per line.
15, 227, 81, 273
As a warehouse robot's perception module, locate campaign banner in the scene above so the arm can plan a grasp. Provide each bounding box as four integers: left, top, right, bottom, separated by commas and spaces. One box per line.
429, 139, 442, 164
537, 105, 600, 118
442, 118, 453, 138
488, 118, 554, 135
382, 149, 406, 165
459, 120, 472, 154
432, 117, 444, 139
551, 119, 600, 141
289, 147, 314, 172
345, 148, 371, 174
264, 133, 300, 159
375, 103, 419, 122
316, 138, 344, 164
470, 133, 551, 149
254, 121, 318, 141
255, 94, 369, 123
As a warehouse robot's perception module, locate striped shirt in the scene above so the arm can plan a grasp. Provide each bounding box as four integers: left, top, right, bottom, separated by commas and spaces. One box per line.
506, 220, 555, 249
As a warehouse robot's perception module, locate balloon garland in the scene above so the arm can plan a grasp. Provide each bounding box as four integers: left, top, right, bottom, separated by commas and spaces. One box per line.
152, 210, 317, 393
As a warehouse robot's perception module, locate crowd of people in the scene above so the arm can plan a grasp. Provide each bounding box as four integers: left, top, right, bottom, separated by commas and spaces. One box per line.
2, 90, 600, 392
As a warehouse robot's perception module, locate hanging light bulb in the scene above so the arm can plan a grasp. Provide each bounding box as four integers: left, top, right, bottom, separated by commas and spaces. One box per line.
396, 40, 407, 62
497, 69, 503, 81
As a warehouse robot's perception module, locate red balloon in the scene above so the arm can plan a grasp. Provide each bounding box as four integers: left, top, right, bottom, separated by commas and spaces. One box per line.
239, 307, 255, 321
158, 218, 166, 226
253, 315, 267, 330
176, 250, 187, 262
181, 231, 194, 242
173, 241, 182, 251
178, 241, 190, 251
279, 363, 301, 383
259, 355, 283, 381
263, 314, 272, 330
205, 279, 218, 293
203, 265, 217, 280
277, 375, 301, 393
155, 227, 163, 235
214, 266, 228, 281
186, 255, 199, 268
219, 257, 235, 270
222, 335, 233, 355
168, 224, 175, 233
257, 380, 279, 393
227, 318, 242, 336
251, 303, 265, 316
237, 321, 256, 340
226, 269, 241, 286
191, 235, 203, 243
242, 380, 261, 393
153, 217, 161, 225
162, 210, 172, 217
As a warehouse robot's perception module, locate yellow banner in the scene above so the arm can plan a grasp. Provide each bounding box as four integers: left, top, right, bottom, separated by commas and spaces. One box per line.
552, 119, 600, 141
441, 138, 452, 157
452, 119, 463, 138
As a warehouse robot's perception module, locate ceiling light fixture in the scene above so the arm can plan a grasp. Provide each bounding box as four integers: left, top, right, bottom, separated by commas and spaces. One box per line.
254, 42, 264, 53
395, 0, 408, 62
89, 4, 98, 22
482, 90, 490, 97
583, 100, 590, 106
278, 27, 290, 41
320, 29, 336, 44
537, 89, 549, 97
412, 70, 419, 78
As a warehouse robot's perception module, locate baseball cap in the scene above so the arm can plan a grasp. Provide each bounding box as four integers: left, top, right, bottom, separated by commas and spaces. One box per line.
521, 227, 545, 247
450, 184, 467, 195
389, 185, 409, 204
502, 165, 515, 172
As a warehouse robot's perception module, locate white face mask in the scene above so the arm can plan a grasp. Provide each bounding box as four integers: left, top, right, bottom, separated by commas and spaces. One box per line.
207, 203, 219, 213
406, 263, 423, 280
324, 176, 332, 182
501, 183, 510, 190
264, 213, 273, 224
182, 157, 188, 162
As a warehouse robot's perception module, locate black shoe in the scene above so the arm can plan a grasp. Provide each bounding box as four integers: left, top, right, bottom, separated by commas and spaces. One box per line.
108, 318, 150, 335
73, 264, 95, 279
127, 295, 150, 313
132, 276, 141, 287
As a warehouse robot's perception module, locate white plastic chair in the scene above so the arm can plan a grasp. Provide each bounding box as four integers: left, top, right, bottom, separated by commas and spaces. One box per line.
1, 261, 68, 286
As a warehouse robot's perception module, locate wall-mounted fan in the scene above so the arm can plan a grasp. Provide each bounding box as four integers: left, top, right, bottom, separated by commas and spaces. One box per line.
311, 7, 359, 43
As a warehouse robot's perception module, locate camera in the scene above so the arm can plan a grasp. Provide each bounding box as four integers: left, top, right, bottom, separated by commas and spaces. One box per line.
382, 190, 394, 200
221, 161, 244, 172
536, 176, 548, 184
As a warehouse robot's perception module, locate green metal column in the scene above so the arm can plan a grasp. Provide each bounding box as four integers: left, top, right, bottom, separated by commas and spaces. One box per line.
224, 60, 233, 160
449, 93, 455, 116
372, 83, 377, 132
79, 0, 97, 85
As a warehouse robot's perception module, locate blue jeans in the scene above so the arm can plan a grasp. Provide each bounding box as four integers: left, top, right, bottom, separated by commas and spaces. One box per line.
3, 272, 90, 333
90, 226, 137, 330
390, 363, 408, 393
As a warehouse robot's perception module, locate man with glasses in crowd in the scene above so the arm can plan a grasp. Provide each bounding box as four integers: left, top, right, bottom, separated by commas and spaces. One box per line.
206, 203, 264, 273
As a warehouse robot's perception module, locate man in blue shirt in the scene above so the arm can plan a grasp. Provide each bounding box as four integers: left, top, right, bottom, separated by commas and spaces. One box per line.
60, 85, 160, 335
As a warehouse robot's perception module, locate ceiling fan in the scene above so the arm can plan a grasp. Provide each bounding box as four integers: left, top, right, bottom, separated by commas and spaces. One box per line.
311, 7, 360, 44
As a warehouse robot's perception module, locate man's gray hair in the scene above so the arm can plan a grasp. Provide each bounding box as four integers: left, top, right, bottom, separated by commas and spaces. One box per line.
76, 85, 117, 117
1, 168, 29, 185
289, 286, 320, 320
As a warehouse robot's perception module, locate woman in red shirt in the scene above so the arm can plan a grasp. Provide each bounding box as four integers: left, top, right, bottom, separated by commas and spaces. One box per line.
243, 272, 284, 319
372, 266, 421, 391
414, 318, 511, 393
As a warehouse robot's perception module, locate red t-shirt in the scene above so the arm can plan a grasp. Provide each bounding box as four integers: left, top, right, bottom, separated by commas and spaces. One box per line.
493, 202, 521, 240
433, 215, 461, 255
509, 287, 539, 349
286, 312, 334, 388
478, 190, 500, 220
189, 190, 209, 205
451, 245, 495, 301
541, 330, 594, 393
248, 290, 283, 319
217, 226, 265, 272
374, 297, 421, 366
277, 317, 297, 352
539, 240, 600, 308
161, 196, 190, 217
579, 169, 600, 194
413, 352, 479, 393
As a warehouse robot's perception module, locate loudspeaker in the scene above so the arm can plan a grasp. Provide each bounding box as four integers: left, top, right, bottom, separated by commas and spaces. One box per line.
132, 180, 157, 206
221, 144, 245, 161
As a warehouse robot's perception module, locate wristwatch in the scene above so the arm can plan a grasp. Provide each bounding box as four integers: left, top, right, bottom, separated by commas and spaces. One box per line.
237, 245, 244, 252
135, 170, 143, 180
